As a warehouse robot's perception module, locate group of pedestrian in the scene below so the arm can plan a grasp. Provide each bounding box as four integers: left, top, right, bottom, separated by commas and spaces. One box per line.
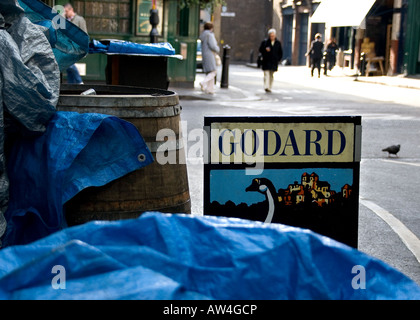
61, 7, 340, 92
197, 24, 339, 94
306, 33, 337, 78
257, 29, 338, 90
256, 29, 338, 91
198, 25, 284, 94
256, 30, 340, 91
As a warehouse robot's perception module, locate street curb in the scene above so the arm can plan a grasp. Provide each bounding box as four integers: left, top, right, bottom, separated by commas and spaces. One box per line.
177, 94, 213, 101
354, 77, 420, 90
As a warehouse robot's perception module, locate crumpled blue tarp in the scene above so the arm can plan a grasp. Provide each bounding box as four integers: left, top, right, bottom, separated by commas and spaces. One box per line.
0, 212, 419, 300
18, 0, 89, 71
0, 0, 60, 241
89, 39, 108, 53
2, 111, 153, 247
0, 0, 152, 248
89, 39, 175, 56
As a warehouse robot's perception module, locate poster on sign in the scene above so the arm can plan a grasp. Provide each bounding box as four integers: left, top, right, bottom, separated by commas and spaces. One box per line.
204, 116, 362, 248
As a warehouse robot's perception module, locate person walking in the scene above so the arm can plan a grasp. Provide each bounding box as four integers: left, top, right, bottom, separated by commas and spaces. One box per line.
199, 22, 220, 94
64, 3, 87, 84
325, 38, 338, 72
306, 33, 324, 78
259, 29, 283, 92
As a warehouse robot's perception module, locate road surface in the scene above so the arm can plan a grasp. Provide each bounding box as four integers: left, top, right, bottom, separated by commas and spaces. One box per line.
174, 64, 420, 285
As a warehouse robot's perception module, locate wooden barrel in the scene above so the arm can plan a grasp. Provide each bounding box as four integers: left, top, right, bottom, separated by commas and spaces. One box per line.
58, 84, 191, 225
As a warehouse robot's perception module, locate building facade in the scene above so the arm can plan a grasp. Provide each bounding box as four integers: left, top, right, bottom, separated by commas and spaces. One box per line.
212, 0, 274, 63
41, 0, 200, 86
39, 0, 419, 82
403, 0, 420, 75
278, 0, 320, 66
281, 0, 420, 76
214, 0, 419, 77
213, 0, 322, 66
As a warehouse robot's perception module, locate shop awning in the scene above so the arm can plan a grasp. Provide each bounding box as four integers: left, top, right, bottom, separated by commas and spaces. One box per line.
311, 0, 376, 27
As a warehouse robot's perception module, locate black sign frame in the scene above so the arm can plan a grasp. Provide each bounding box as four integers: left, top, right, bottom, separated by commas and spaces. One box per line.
204, 116, 362, 248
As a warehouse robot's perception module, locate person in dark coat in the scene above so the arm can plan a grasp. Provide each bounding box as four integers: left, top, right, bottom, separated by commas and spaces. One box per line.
325, 38, 338, 72
306, 33, 324, 78
259, 29, 283, 92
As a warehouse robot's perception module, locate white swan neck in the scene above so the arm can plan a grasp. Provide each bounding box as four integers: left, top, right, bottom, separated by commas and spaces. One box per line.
264, 188, 275, 223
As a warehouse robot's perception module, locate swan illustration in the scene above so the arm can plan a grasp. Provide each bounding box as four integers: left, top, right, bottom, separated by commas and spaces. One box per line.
246, 178, 278, 223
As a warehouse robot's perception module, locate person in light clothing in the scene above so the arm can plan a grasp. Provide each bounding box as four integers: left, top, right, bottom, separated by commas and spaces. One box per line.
259, 28, 283, 92
64, 3, 87, 84
199, 22, 220, 94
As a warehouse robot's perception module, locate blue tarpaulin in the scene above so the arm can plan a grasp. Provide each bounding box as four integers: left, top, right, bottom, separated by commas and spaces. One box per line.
18, 0, 89, 71
2, 0, 419, 301
2, 111, 153, 247
89, 39, 176, 56
0, 212, 419, 300
0, 0, 60, 240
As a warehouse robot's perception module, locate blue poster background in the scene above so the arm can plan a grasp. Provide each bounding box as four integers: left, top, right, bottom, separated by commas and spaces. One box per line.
210, 168, 354, 206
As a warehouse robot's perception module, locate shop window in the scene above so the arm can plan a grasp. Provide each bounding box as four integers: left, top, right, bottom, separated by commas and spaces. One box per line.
72, 0, 132, 35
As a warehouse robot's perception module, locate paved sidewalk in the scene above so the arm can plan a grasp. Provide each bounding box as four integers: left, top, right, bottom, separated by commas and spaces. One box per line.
355, 73, 420, 90
169, 72, 249, 101
312, 64, 420, 90
169, 64, 420, 101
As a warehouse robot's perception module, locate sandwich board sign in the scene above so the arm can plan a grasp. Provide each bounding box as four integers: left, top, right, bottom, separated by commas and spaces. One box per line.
204, 116, 362, 248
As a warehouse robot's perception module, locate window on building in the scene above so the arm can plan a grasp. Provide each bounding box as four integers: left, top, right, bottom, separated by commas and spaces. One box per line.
177, 6, 189, 37
72, 0, 132, 35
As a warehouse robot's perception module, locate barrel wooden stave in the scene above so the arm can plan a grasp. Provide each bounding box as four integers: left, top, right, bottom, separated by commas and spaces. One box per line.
58, 84, 191, 226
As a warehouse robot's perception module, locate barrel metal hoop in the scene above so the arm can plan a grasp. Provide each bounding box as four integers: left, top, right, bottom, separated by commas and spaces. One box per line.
58, 94, 179, 106
146, 138, 184, 153
57, 104, 182, 118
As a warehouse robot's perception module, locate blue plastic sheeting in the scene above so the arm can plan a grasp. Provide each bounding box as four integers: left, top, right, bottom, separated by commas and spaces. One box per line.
89, 39, 176, 56
2, 111, 153, 247
89, 39, 108, 53
18, 0, 89, 71
0, 0, 60, 240
0, 212, 419, 300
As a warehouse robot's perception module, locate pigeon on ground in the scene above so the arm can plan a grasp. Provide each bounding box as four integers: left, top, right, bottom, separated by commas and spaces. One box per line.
382, 144, 400, 157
